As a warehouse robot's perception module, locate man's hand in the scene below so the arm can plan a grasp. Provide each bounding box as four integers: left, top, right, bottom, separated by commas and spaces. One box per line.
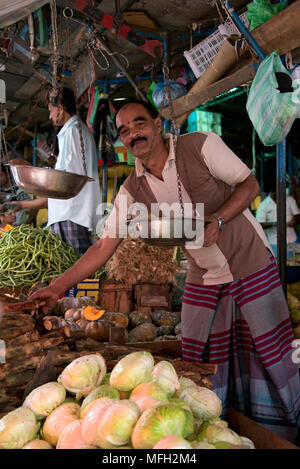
203, 215, 220, 247
28, 285, 61, 315
0, 201, 22, 212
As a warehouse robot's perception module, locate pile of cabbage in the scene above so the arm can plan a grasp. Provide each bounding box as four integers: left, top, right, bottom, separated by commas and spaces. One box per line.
0, 351, 255, 449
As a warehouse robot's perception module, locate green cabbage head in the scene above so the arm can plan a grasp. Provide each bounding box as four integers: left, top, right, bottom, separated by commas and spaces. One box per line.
196, 420, 244, 446
96, 400, 140, 449
58, 353, 107, 400
0, 407, 40, 449
180, 386, 222, 420
23, 382, 66, 420
110, 351, 154, 392
41, 402, 81, 446
80, 385, 120, 419
151, 361, 180, 397
132, 403, 194, 449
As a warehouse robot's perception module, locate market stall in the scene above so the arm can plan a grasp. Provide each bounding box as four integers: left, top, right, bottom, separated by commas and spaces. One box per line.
1, 0, 300, 453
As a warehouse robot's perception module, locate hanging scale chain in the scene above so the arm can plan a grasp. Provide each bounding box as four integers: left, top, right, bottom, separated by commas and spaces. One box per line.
66, 19, 87, 177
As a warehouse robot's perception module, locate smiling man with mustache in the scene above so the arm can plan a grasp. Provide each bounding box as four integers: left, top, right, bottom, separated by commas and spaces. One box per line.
29, 99, 300, 442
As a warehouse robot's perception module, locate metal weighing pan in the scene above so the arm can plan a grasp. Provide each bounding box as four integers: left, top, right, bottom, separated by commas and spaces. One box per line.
7, 164, 94, 200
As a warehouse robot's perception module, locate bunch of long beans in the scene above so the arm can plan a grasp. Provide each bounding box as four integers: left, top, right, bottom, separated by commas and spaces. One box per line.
0, 225, 80, 289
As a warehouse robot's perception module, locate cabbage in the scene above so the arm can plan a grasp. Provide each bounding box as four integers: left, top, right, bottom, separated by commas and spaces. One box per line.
101, 373, 111, 385
41, 402, 81, 446
81, 398, 116, 446
180, 386, 222, 420
240, 436, 255, 449
130, 382, 169, 410
72, 445, 98, 449
154, 435, 192, 449
23, 439, 54, 449
197, 420, 243, 446
56, 420, 85, 449
191, 441, 216, 449
129, 396, 163, 413
151, 361, 180, 397
96, 400, 140, 449
0, 407, 40, 449
110, 351, 154, 392
58, 354, 106, 400
131, 403, 194, 449
169, 398, 192, 411
80, 385, 120, 418
175, 377, 198, 397
23, 382, 66, 420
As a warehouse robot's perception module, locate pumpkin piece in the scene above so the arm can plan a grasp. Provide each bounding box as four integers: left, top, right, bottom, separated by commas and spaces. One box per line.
83, 306, 105, 321
151, 310, 179, 327
103, 312, 129, 328
85, 320, 109, 342
128, 323, 157, 342
129, 311, 152, 329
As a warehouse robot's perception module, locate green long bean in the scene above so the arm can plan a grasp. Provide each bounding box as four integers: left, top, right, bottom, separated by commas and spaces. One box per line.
0, 226, 80, 289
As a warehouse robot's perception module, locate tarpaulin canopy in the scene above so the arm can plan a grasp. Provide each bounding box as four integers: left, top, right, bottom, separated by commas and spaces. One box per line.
0, 0, 49, 28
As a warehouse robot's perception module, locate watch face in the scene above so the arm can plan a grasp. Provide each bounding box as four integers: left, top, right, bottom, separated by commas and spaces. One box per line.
219, 219, 225, 230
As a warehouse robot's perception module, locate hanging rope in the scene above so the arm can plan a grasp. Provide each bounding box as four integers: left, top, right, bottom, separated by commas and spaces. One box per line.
49, 0, 60, 101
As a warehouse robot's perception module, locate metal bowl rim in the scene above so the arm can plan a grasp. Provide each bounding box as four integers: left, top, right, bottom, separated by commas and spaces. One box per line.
6, 164, 94, 182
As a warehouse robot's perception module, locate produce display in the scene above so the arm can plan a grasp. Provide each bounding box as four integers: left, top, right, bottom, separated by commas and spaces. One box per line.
56, 301, 181, 343
0, 351, 255, 450
0, 225, 106, 290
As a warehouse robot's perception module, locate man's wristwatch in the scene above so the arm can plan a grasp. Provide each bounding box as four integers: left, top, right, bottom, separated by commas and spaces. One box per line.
212, 213, 226, 231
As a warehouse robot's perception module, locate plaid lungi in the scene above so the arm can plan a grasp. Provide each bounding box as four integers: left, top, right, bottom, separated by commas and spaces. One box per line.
49, 220, 92, 255
181, 255, 300, 442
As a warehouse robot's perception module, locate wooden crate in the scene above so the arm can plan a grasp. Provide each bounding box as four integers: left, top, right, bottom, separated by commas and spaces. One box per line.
134, 283, 174, 313
98, 280, 133, 313
227, 409, 299, 450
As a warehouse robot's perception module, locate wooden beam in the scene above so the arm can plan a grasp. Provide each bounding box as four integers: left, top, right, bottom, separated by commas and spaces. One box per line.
161, 0, 300, 122
160, 62, 255, 121
251, 0, 300, 56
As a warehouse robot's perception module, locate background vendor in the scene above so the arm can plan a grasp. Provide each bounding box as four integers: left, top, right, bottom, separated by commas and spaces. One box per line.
256, 186, 300, 257
10, 87, 101, 255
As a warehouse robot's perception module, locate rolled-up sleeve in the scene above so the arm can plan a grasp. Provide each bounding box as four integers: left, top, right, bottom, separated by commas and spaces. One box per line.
202, 133, 251, 186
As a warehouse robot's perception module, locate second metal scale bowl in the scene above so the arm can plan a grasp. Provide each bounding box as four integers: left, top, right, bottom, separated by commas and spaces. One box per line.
7, 164, 94, 200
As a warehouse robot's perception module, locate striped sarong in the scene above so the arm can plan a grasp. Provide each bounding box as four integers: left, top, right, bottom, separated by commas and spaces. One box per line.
181, 255, 300, 443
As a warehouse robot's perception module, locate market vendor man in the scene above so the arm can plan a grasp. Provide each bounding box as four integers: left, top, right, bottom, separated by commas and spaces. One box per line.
29, 100, 300, 443
9, 87, 101, 255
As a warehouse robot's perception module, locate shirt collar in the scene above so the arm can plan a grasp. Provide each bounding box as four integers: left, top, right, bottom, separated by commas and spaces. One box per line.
134, 133, 177, 177
57, 115, 78, 138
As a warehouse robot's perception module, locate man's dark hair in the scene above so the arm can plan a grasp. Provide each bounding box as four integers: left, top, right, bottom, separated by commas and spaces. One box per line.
114, 99, 159, 125
46, 87, 76, 115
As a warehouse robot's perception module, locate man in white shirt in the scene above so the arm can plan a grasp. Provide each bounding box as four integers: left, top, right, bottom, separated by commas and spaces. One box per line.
12, 88, 101, 254
256, 188, 300, 257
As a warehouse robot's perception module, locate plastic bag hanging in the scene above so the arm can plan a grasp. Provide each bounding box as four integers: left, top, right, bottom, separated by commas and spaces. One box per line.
246, 51, 300, 146
152, 80, 187, 109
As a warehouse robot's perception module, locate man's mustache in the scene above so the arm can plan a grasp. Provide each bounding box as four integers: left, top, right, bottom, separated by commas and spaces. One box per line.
130, 137, 147, 147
